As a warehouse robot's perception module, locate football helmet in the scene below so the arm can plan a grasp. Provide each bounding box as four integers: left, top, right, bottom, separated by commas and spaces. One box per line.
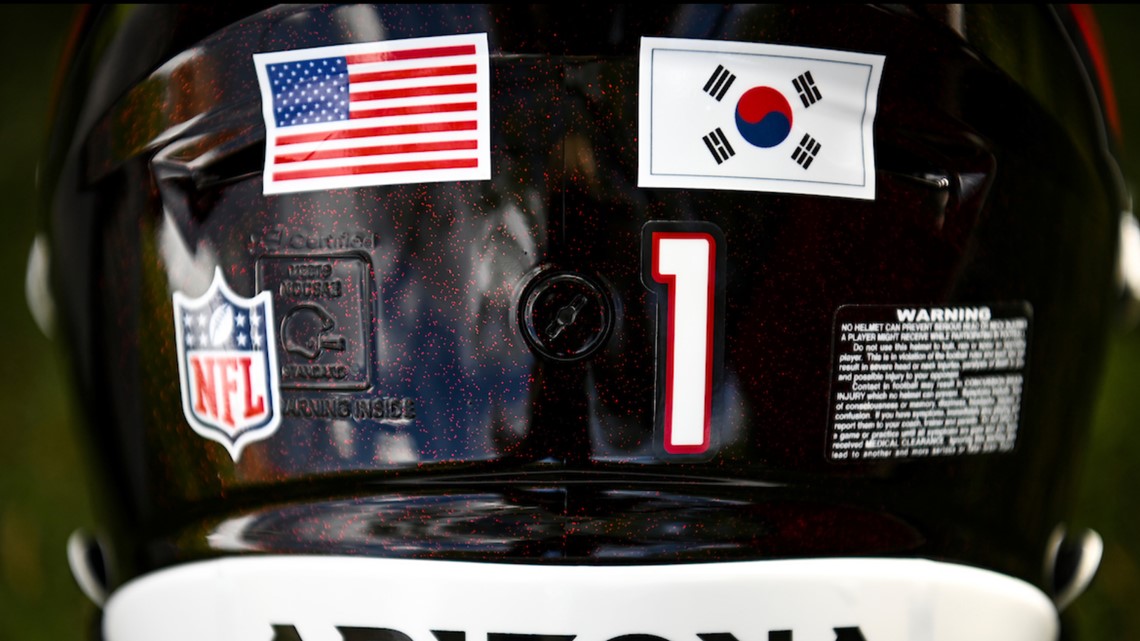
37, 4, 1126, 640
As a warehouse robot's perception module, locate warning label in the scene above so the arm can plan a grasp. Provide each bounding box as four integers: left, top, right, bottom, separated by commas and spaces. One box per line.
827, 303, 1031, 461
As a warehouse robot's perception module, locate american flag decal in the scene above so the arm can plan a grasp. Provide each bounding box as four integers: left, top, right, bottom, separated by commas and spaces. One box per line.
254, 33, 491, 195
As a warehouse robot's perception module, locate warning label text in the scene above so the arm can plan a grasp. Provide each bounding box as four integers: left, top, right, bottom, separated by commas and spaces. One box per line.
828, 304, 1031, 461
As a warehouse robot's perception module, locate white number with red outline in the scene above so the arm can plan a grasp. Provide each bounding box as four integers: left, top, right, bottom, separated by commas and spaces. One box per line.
645, 223, 725, 456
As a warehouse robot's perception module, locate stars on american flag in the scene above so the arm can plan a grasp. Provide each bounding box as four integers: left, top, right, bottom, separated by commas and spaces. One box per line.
268, 57, 350, 127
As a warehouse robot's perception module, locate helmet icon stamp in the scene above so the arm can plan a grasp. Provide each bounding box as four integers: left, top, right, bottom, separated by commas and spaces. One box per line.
256, 255, 372, 390
173, 267, 281, 461
282, 304, 347, 359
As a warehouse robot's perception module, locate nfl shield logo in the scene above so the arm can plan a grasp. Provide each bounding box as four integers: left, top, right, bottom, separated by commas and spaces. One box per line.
173, 268, 282, 461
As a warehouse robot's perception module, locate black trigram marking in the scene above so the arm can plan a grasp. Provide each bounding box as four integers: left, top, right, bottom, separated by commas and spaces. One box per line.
791, 134, 821, 169
702, 127, 736, 164
793, 71, 822, 108
702, 64, 737, 101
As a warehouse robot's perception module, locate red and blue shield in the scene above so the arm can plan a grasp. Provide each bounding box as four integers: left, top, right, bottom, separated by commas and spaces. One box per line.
173, 268, 281, 461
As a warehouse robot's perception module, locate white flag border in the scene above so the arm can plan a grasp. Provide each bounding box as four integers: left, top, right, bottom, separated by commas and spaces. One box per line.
638, 36, 885, 201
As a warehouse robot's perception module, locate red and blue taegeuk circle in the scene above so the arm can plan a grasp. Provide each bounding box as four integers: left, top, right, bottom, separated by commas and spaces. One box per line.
734, 86, 793, 148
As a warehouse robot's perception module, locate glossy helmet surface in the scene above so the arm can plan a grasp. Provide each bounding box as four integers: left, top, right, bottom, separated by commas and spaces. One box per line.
39, 4, 1125, 640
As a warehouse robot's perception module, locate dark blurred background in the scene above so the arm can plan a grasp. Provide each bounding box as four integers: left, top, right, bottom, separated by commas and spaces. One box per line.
0, 5, 1138, 640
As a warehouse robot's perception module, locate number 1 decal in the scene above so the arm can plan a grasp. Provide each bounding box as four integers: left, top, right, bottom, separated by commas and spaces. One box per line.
642, 222, 726, 456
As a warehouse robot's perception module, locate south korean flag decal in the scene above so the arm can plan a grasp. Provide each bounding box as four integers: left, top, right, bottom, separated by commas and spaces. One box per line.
173, 268, 281, 461
639, 37, 885, 200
